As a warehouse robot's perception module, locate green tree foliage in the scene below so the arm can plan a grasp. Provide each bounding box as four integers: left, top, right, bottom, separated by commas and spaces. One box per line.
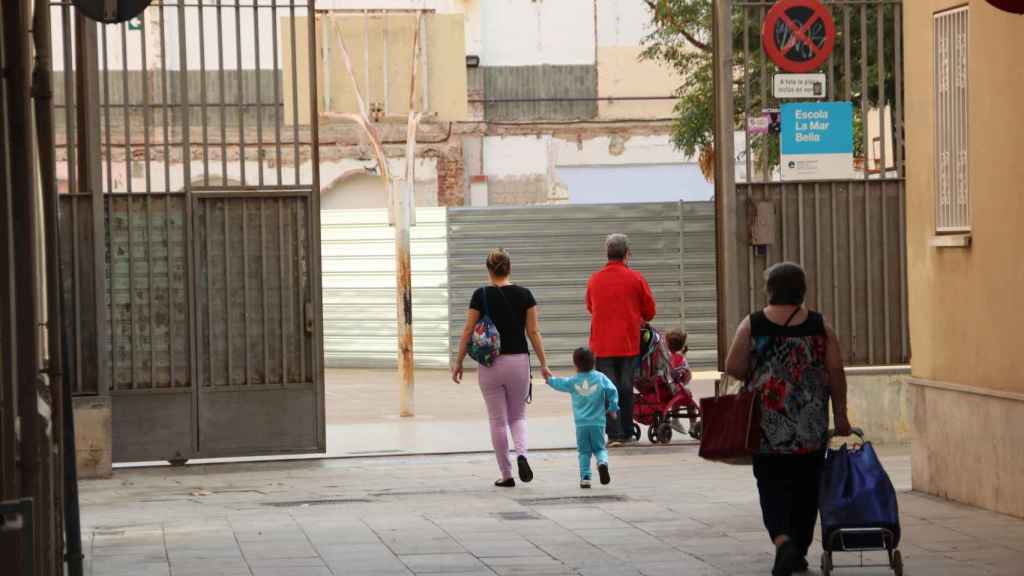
641, 0, 899, 180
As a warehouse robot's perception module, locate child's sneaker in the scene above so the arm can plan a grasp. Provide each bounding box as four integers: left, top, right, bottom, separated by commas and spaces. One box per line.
598, 463, 611, 485
670, 418, 687, 435
580, 478, 591, 489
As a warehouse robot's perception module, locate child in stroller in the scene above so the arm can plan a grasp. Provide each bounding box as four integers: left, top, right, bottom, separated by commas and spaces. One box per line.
632, 325, 702, 444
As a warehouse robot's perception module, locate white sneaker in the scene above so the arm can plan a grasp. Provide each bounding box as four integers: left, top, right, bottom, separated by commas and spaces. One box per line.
580, 478, 591, 489
671, 418, 687, 435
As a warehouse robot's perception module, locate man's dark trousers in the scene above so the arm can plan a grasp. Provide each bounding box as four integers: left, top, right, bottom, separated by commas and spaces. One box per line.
596, 356, 634, 441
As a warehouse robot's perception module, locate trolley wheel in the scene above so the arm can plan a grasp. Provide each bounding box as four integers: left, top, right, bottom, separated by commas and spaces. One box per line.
892, 549, 903, 576
632, 423, 642, 441
657, 422, 673, 444
689, 420, 703, 440
647, 424, 659, 444
821, 551, 833, 576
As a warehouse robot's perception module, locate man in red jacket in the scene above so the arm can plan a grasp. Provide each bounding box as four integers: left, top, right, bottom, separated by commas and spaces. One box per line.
586, 233, 656, 446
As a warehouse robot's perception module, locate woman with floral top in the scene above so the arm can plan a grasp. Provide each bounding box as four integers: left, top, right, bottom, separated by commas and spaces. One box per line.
724, 262, 853, 576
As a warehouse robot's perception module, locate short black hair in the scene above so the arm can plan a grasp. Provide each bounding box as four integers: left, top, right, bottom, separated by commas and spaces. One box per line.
573, 347, 595, 372
765, 262, 807, 306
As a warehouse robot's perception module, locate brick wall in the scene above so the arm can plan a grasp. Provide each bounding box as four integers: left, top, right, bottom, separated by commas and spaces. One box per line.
436, 153, 465, 207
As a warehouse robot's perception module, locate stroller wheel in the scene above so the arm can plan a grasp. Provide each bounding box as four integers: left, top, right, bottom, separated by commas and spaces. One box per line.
892, 550, 903, 576
657, 422, 673, 444
632, 423, 642, 441
647, 424, 659, 444
689, 420, 703, 440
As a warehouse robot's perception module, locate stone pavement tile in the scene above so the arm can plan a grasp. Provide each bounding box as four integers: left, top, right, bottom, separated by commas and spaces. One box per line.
538, 507, 633, 531
528, 541, 620, 568
576, 566, 645, 576
398, 552, 489, 573
88, 558, 170, 576
601, 544, 695, 564
322, 554, 412, 576
378, 533, 468, 555
481, 555, 577, 575
574, 527, 662, 547
671, 535, 747, 556
460, 537, 545, 558
696, 551, 775, 574
634, 559, 726, 576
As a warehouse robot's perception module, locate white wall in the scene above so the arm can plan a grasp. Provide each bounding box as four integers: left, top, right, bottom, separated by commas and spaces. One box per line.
482, 135, 550, 176
596, 0, 653, 47
479, 0, 595, 66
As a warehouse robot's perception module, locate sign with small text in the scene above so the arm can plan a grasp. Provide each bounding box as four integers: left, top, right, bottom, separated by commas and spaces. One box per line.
774, 73, 826, 99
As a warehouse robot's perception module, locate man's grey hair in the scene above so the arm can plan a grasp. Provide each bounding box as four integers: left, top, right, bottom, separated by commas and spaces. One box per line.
606, 233, 630, 261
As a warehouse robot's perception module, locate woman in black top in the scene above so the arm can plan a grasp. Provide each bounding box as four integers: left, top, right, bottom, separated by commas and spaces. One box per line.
725, 262, 853, 576
453, 249, 552, 487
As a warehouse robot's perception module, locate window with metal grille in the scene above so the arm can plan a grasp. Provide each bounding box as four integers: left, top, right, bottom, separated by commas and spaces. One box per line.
934, 7, 970, 233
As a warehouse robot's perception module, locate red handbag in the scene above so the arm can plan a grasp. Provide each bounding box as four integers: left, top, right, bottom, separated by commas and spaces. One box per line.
698, 378, 761, 462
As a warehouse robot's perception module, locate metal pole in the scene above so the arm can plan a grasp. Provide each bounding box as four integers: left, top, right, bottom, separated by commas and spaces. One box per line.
2, 0, 42, 570
397, 13, 424, 418
712, 0, 738, 371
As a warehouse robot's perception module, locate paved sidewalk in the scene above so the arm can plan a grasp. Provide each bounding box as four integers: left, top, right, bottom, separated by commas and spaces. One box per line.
83, 445, 1024, 575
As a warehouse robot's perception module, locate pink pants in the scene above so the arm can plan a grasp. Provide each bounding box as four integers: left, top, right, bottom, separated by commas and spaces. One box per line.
478, 353, 530, 479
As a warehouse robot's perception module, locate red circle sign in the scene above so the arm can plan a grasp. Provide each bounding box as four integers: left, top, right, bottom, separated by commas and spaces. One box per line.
762, 0, 836, 73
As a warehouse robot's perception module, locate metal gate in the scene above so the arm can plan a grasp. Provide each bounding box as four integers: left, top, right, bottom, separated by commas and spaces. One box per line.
721, 0, 908, 365
447, 202, 717, 370
53, 1, 323, 462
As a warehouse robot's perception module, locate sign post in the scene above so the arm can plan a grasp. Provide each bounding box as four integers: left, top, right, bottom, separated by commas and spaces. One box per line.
762, 0, 835, 73
780, 101, 854, 181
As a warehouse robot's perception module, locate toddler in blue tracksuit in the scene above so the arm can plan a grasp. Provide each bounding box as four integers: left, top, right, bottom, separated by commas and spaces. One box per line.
545, 347, 621, 489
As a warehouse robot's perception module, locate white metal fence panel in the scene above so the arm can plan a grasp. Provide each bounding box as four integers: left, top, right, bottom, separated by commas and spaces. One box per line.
321, 208, 449, 368
447, 202, 717, 370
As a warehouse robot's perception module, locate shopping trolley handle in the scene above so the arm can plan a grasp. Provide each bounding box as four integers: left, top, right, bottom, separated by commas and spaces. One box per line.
827, 427, 865, 440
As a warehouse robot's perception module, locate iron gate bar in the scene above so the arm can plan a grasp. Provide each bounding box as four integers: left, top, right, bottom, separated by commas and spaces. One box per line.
895, 4, 906, 361
253, 1, 263, 187
141, 14, 156, 387
235, 0, 245, 187
260, 194, 268, 382
859, 3, 870, 364
178, 0, 198, 451
160, 2, 174, 387
59, 2, 83, 391
198, 0, 209, 186
877, 2, 889, 364
204, 199, 213, 386
271, 0, 282, 185
289, 2, 298, 186
217, 0, 227, 184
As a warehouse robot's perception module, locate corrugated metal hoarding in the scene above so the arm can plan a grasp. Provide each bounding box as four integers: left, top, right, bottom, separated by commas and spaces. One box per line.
447, 202, 718, 370
321, 208, 449, 368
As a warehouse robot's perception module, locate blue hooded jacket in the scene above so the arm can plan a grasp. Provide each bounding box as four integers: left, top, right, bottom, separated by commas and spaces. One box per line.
546, 370, 621, 428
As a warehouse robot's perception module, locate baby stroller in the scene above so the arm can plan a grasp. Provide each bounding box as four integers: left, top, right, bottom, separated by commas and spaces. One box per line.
631, 324, 702, 444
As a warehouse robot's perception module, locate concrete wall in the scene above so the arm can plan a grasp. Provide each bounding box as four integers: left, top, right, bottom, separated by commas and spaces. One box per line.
73, 397, 112, 479
479, 1, 595, 66
477, 132, 706, 205
595, 0, 680, 119
904, 0, 1024, 517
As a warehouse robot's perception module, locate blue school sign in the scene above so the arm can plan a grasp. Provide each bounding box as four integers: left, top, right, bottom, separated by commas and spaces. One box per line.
780, 101, 854, 180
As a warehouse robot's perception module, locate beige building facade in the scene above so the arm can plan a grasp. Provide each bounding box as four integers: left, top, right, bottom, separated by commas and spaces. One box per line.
904, 0, 1024, 518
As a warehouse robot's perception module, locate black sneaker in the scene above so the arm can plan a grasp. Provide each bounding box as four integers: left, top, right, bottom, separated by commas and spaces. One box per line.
795, 557, 809, 573
772, 540, 801, 576
517, 455, 534, 483
598, 463, 611, 485
494, 478, 515, 488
